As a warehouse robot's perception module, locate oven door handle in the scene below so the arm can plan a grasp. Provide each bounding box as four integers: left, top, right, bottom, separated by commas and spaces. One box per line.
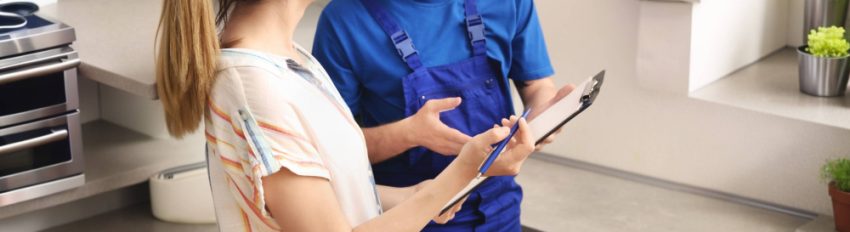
0, 58, 81, 85
0, 129, 69, 155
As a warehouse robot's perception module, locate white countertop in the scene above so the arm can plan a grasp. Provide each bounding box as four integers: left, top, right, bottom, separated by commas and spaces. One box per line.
691, 48, 850, 130
38, 0, 326, 100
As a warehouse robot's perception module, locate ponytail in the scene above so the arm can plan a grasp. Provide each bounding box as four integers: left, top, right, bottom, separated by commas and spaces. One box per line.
155, 0, 220, 138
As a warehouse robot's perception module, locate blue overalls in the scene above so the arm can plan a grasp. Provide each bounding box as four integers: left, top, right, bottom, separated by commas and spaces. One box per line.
361, 0, 522, 231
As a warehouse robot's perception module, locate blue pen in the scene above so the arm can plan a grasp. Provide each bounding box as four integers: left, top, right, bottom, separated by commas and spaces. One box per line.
477, 108, 532, 177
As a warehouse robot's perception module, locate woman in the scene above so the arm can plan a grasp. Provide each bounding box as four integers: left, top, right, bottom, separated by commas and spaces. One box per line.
155, 0, 535, 231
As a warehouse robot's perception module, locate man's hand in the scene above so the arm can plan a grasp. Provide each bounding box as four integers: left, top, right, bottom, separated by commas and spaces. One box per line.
528, 84, 575, 150
518, 78, 575, 151
361, 97, 471, 163
526, 84, 576, 121
404, 97, 472, 156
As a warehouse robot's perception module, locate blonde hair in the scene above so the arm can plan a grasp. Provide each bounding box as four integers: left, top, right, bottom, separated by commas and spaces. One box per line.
155, 0, 221, 138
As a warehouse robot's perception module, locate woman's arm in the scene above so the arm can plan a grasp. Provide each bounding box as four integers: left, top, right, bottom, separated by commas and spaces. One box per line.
262, 169, 351, 231
376, 180, 466, 224
375, 185, 413, 212
264, 159, 475, 231
263, 117, 534, 231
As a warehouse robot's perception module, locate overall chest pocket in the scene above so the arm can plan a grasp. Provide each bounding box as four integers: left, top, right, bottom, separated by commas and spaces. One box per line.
417, 76, 506, 138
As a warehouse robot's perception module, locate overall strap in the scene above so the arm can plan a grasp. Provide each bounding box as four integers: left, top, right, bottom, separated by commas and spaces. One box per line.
464, 0, 487, 56
361, 0, 424, 71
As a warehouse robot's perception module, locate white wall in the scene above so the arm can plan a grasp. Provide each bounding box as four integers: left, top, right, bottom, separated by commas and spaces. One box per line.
787, 0, 805, 47
636, 1, 692, 95
688, 0, 790, 92
536, 0, 850, 216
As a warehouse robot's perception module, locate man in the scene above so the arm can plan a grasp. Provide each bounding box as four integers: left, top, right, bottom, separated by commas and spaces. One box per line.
312, 0, 573, 230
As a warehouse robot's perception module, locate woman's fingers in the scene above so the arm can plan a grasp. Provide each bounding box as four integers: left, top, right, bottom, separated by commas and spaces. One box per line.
433, 214, 449, 224
517, 118, 533, 146
534, 127, 561, 151
467, 115, 535, 176
498, 118, 534, 175
498, 116, 521, 147
501, 116, 519, 127
471, 126, 509, 149
434, 196, 466, 224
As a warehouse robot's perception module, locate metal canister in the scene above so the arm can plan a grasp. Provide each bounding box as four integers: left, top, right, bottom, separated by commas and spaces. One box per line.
798, 46, 850, 96
805, 0, 850, 43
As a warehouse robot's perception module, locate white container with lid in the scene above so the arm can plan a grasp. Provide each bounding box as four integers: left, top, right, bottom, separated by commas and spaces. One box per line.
149, 162, 216, 224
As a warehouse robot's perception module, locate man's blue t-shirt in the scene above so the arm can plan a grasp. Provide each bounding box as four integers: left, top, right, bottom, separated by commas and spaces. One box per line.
312, 0, 554, 126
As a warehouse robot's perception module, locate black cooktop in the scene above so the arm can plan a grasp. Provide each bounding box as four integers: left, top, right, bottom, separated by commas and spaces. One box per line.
0, 14, 74, 59
0, 15, 53, 34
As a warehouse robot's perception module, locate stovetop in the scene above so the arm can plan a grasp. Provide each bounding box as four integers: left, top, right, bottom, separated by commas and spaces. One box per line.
0, 14, 74, 59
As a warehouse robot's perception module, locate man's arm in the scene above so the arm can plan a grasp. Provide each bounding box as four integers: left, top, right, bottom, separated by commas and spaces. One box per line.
364, 78, 571, 162
361, 119, 418, 163
362, 97, 472, 164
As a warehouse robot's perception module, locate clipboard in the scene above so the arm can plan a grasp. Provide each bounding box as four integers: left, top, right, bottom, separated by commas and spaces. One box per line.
439, 70, 605, 215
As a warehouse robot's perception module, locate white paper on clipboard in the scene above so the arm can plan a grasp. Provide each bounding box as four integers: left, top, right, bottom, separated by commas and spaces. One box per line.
440, 71, 604, 213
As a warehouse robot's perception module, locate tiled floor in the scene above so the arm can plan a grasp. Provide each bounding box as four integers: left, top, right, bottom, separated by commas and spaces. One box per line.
516, 157, 808, 232
40, 203, 545, 232
45, 157, 809, 231
40, 203, 217, 232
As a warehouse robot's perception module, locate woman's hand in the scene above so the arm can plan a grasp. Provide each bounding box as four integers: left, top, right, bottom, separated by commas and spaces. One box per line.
433, 196, 467, 224
413, 180, 467, 224
535, 128, 561, 151
456, 116, 535, 176
483, 116, 535, 176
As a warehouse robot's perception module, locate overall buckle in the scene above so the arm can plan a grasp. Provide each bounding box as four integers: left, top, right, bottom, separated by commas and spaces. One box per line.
391, 31, 418, 61
466, 14, 485, 43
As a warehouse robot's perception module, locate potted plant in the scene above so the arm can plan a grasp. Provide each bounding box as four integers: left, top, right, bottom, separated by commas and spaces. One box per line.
822, 158, 850, 231
798, 26, 850, 97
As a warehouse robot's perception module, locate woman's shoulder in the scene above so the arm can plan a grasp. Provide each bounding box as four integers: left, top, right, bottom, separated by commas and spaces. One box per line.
215, 50, 301, 88
211, 50, 305, 110
216, 49, 286, 80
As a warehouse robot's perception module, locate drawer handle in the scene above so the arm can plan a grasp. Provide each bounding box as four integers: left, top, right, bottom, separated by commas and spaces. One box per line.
0, 58, 81, 85
0, 129, 68, 155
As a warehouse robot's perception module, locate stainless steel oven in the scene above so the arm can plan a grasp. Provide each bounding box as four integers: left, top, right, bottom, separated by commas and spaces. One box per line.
0, 15, 82, 206
0, 112, 83, 205
0, 47, 80, 126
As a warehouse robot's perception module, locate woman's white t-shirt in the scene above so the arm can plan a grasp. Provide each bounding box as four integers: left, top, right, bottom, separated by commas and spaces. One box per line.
204, 47, 382, 232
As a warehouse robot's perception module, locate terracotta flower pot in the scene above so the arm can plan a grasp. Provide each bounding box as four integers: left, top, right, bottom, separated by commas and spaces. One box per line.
830, 182, 850, 232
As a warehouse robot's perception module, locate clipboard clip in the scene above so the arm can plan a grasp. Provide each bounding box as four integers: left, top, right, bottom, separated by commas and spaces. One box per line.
581, 70, 605, 104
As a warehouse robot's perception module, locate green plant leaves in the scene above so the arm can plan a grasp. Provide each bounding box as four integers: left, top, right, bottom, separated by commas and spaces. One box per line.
807, 26, 850, 58
822, 158, 850, 192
